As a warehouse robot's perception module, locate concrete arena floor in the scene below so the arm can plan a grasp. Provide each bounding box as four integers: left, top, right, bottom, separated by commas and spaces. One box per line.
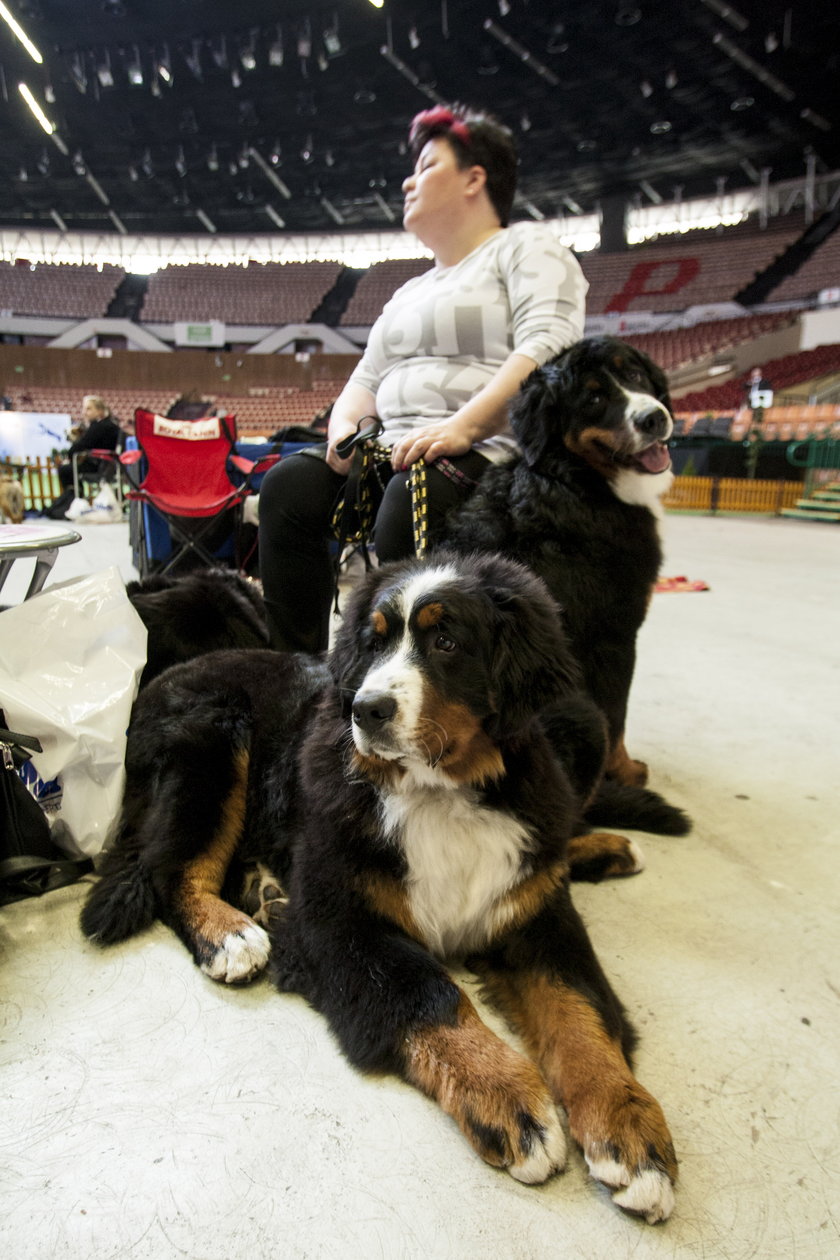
1, 513, 838, 1259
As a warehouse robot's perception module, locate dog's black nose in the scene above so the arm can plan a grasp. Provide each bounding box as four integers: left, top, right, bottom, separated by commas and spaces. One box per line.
352, 692, 397, 733
633, 406, 669, 437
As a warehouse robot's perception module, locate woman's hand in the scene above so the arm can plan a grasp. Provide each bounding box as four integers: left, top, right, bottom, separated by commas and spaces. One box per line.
389, 416, 474, 470
325, 422, 359, 474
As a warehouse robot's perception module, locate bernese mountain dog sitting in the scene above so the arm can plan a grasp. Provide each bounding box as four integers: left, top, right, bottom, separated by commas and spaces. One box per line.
82, 551, 679, 1223
447, 335, 676, 787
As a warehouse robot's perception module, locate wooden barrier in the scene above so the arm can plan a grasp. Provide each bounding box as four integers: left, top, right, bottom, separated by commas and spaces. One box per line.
663, 476, 801, 514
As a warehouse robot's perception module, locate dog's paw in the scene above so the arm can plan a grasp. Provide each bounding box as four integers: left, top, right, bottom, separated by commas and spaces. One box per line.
200, 921, 271, 984
240, 862, 288, 929
567, 832, 646, 882
507, 1106, 568, 1184
461, 1076, 567, 1184
577, 1085, 677, 1224
586, 1148, 675, 1224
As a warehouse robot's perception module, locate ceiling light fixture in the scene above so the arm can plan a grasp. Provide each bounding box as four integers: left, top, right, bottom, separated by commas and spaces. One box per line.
18, 82, 55, 134
127, 46, 143, 86
0, 1, 43, 63
184, 39, 203, 81
297, 20, 312, 60
69, 53, 88, 94
212, 36, 228, 70
324, 17, 342, 57
108, 209, 127, 234
50, 208, 67, 232
269, 27, 284, 67
97, 52, 114, 88
207, 144, 219, 171
157, 46, 173, 84
240, 31, 258, 72
196, 208, 217, 233
264, 203, 286, 229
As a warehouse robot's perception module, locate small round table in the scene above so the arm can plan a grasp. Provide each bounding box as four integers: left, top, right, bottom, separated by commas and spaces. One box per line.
0, 522, 82, 601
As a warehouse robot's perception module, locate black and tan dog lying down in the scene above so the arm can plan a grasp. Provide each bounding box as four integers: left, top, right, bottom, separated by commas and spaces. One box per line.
83, 551, 686, 1223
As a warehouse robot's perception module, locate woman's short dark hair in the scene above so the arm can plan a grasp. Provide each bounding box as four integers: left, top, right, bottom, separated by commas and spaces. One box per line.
408, 103, 518, 227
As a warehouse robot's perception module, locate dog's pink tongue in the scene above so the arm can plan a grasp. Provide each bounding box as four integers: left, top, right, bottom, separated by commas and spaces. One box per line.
638, 442, 671, 473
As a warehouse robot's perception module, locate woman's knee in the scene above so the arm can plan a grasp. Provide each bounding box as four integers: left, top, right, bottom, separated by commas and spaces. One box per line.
258, 453, 342, 536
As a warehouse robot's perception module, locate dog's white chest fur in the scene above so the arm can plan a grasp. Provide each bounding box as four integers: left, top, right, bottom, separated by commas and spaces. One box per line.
380, 778, 530, 958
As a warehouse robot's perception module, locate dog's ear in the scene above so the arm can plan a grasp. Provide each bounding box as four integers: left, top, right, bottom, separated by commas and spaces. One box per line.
328, 564, 398, 708
480, 557, 581, 739
509, 359, 573, 469
628, 344, 674, 416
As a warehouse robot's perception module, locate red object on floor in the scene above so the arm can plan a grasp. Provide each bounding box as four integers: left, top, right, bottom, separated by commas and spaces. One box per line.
655, 575, 710, 593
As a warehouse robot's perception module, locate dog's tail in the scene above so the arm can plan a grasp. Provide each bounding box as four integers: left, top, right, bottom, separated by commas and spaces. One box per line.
80, 842, 157, 945
585, 780, 691, 836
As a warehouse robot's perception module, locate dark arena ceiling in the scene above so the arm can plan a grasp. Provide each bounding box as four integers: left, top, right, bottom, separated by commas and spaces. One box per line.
1, 0, 839, 238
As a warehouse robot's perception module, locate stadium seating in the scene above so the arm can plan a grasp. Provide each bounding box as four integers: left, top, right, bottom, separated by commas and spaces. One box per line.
675, 344, 840, 412
0, 261, 123, 318
580, 226, 801, 314
765, 226, 840, 304
140, 261, 343, 324
621, 312, 797, 371
339, 259, 433, 325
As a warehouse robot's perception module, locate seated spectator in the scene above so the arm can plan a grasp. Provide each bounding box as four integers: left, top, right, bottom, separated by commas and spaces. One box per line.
44, 394, 122, 519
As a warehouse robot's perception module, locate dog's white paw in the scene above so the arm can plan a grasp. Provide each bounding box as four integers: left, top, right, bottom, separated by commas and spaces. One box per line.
201, 922, 271, 984
586, 1152, 675, 1224
508, 1107, 567, 1184
626, 837, 646, 873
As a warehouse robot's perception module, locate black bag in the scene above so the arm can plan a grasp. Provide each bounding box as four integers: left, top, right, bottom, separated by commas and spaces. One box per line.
0, 711, 92, 905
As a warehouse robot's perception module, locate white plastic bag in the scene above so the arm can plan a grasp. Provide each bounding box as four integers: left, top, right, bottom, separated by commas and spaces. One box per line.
68, 481, 123, 524
64, 495, 92, 521
0, 568, 147, 857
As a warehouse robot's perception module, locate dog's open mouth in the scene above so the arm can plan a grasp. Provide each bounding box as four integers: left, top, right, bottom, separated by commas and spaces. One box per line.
628, 441, 671, 475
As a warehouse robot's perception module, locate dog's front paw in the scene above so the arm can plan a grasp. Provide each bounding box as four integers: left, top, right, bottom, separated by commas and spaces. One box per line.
200, 920, 271, 984
575, 1084, 677, 1223
567, 832, 645, 882
460, 1064, 567, 1184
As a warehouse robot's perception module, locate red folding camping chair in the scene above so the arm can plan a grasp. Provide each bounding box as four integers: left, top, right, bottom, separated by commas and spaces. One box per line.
122, 409, 280, 577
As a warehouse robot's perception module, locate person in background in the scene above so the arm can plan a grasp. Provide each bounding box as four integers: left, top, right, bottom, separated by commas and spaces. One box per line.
258, 102, 588, 653
44, 394, 122, 519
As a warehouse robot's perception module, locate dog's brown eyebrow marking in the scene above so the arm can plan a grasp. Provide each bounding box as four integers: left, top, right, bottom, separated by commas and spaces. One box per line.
416, 601, 445, 630
584, 376, 603, 391
371, 609, 387, 636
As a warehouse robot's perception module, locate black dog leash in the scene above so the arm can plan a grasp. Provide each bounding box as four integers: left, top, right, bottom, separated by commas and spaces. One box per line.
329, 416, 480, 609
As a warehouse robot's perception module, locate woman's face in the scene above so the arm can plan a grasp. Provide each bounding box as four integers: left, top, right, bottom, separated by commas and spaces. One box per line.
82, 400, 105, 423
402, 137, 480, 233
